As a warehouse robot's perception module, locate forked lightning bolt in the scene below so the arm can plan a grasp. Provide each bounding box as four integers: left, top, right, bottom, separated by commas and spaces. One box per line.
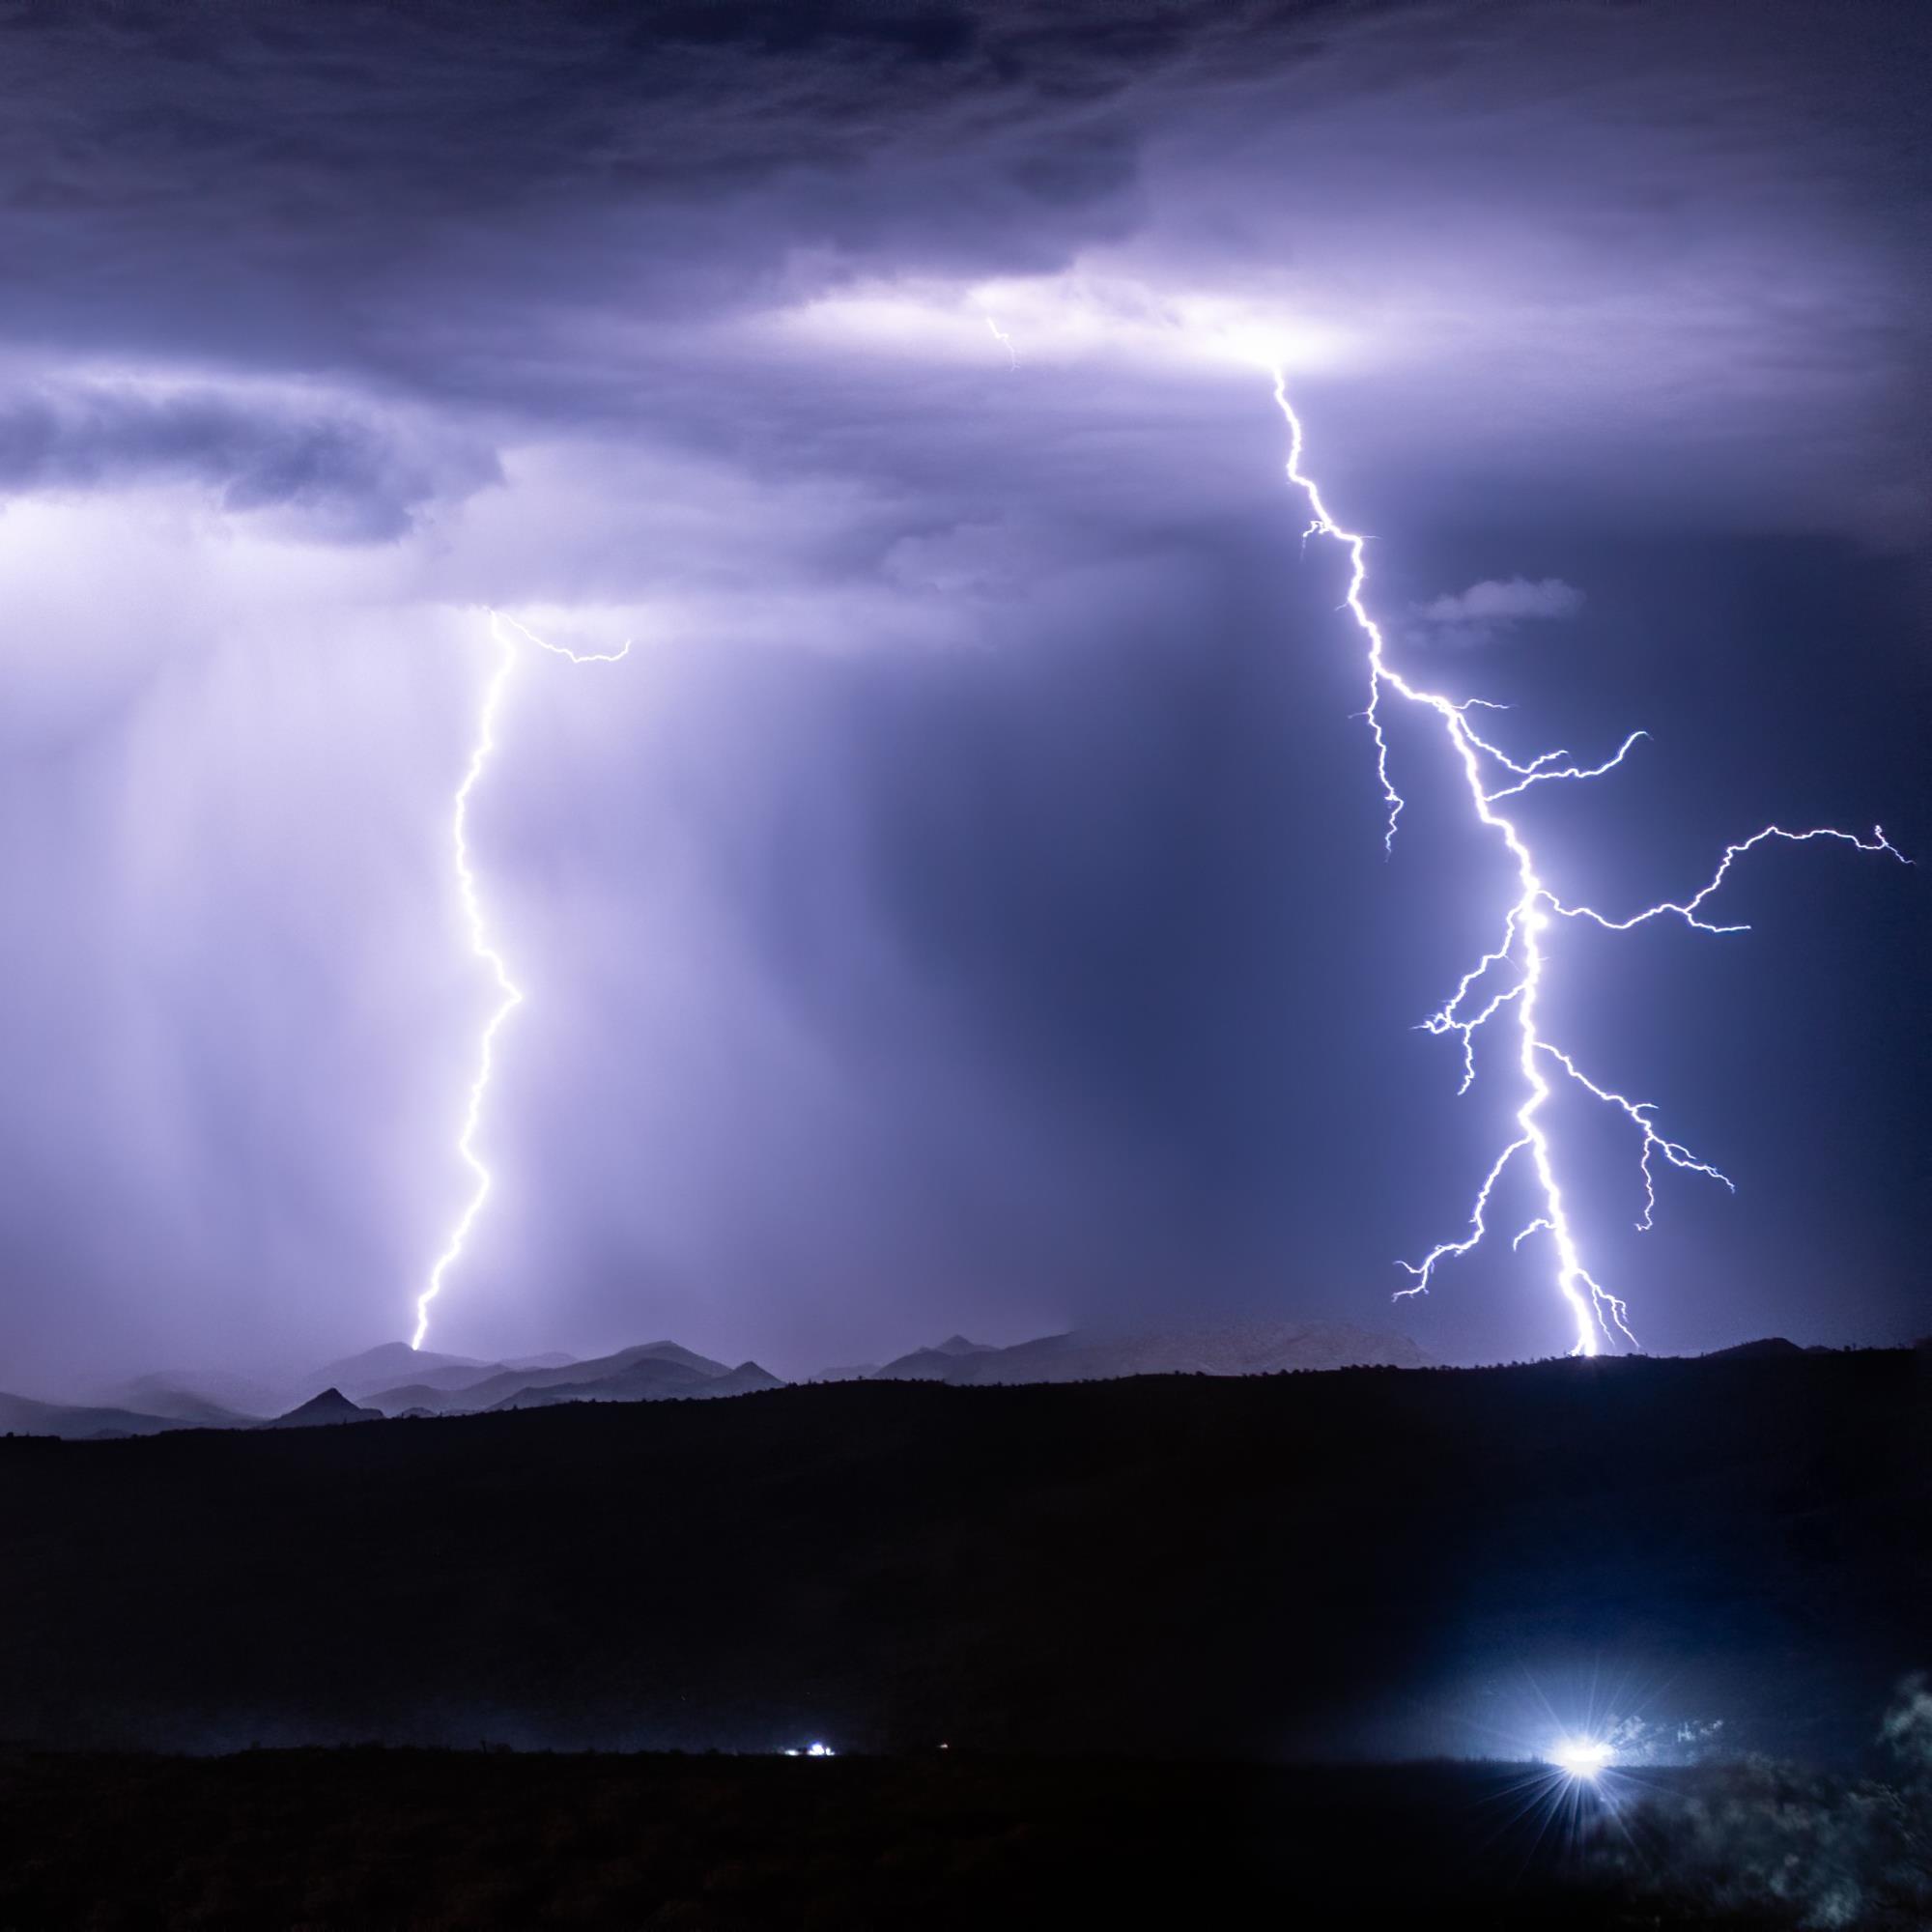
1269, 370, 1907, 1355
412, 610, 630, 1350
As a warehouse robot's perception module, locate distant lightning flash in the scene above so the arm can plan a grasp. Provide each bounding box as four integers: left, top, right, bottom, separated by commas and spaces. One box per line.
985, 316, 1018, 369
1269, 370, 1907, 1355
411, 610, 631, 1351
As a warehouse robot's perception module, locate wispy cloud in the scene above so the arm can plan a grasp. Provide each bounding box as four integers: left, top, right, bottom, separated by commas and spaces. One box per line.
1410, 576, 1584, 647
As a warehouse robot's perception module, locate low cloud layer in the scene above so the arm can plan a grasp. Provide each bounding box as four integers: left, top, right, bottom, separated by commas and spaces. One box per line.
0, 384, 500, 540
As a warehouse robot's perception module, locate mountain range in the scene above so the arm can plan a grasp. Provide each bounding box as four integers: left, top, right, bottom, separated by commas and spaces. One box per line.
366, 1341, 785, 1416
8, 1319, 1849, 1438
0, 1338, 788, 1437
861, 1320, 1434, 1384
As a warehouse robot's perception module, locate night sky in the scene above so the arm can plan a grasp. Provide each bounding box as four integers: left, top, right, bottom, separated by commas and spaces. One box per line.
2, 0, 1927, 1392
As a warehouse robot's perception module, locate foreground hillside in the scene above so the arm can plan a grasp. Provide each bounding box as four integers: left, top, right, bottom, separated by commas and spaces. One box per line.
12, 1747, 1918, 1930
2, 1350, 1927, 1762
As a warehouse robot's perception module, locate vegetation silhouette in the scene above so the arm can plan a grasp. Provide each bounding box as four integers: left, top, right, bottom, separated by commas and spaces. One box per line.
4, 1349, 1926, 1764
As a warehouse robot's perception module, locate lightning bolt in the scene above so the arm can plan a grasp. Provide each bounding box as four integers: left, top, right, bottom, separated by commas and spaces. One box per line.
412, 610, 631, 1351
1269, 370, 1908, 1355
985, 316, 1018, 369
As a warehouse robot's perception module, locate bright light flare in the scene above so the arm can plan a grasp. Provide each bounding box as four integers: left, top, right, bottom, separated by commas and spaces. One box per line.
1270, 368, 1908, 1354
411, 610, 631, 1350
1548, 1736, 1613, 1779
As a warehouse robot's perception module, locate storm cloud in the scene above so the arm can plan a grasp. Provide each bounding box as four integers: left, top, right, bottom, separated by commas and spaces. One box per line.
0, 382, 498, 538
1, 0, 1926, 1392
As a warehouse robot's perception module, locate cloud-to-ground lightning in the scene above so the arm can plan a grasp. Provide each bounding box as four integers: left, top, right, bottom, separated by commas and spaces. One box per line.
411, 610, 630, 1350
985, 316, 1018, 369
1269, 371, 1908, 1355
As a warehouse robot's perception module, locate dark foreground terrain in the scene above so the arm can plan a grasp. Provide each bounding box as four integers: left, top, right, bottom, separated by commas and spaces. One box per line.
8, 1747, 1926, 1929
4, 1350, 1927, 1763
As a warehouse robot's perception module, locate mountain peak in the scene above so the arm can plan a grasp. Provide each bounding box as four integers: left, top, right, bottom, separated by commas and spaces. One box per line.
1702, 1337, 1804, 1361
265, 1386, 382, 1429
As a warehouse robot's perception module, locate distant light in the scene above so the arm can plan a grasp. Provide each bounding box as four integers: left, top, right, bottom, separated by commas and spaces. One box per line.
807, 1742, 835, 1757
1549, 1736, 1613, 1778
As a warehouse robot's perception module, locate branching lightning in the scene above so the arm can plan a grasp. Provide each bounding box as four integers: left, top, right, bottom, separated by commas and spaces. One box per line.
1269, 370, 1908, 1355
411, 610, 631, 1350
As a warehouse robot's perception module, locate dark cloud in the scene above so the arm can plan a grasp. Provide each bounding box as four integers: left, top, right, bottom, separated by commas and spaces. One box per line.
0, 0, 1918, 540
0, 384, 499, 538
0, 0, 1174, 373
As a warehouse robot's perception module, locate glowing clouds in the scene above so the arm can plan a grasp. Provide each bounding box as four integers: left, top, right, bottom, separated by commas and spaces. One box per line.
769, 273, 1352, 379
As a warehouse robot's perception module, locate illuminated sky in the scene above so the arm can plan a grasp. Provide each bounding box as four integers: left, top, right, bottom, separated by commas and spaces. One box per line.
3, 0, 1927, 1390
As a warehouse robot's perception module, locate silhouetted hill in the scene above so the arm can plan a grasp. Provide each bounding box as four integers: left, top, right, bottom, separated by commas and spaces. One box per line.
5, 1339, 769, 1439
263, 1387, 382, 1429
0, 1391, 184, 1440
372, 1340, 736, 1415
875, 1319, 1432, 1383
106, 1373, 271, 1424
488, 1358, 782, 1411
1702, 1336, 1809, 1360
307, 1344, 483, 1403
690, 1361, 786, 1399
0, 1749, 1832, 1931
3, 1350, 1925, 1763
22, 1323, 1436, 1443
872, 1334, 996, 1378
372, 1375, 502, 1411
367, 1362, 523, 1400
